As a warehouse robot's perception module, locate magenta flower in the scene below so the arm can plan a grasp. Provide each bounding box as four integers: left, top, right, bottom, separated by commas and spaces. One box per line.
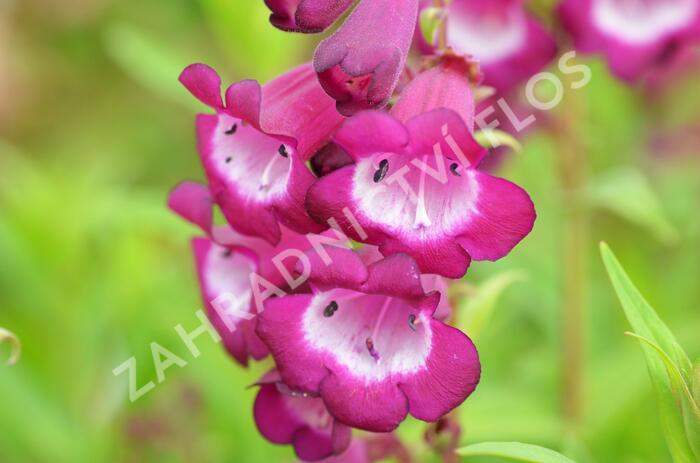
418, 0, 557, 93
560, 0, 700, 81
254, 370, 352, 461
305, 108, 535, 278
314, 0, 419, 115
256, 247, 480, 432
264, 0, 354, 33
179, 63, 344, 244
169, 181, 312, 365
391, 54, 476, 129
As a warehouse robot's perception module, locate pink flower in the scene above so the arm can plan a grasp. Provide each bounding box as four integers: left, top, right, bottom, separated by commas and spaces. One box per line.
256, 247, 480, 432
418, 0, 557, 93
179, 63, 344, 244
254, 370, 352, 461
169, 181, 312, 365
559, 0, 700, 81
313, 0, 419, 115
264, 0, 355, 33
305, 108, 535, 278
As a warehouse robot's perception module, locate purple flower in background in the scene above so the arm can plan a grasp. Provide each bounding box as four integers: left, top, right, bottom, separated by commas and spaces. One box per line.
560, 0, 700, 81
179, 63, 344, 244
257, 247, 480, 432
305, 108, 536, 278
418, 0, 557, 93
254, 370, 352, 461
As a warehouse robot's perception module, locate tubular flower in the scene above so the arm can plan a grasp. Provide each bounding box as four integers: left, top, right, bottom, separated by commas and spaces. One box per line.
313, 0, 419, 115
254, 370, 352, 461
179, 63, 344, 244
305, 109, 535, 278
559, 0, 700, 81
264, 0, 355, 33
256, 247, 481, 432
418, 0, 557, 93
168, 181, 312, 365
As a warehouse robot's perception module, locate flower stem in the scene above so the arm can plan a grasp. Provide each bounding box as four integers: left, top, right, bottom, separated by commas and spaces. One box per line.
553, 84, 588, 434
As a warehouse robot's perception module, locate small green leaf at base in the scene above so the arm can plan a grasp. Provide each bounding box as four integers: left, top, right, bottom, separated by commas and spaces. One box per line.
456, 441, 576, 463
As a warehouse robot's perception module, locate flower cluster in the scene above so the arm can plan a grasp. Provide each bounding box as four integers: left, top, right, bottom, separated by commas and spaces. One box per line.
167, 0, 699, 461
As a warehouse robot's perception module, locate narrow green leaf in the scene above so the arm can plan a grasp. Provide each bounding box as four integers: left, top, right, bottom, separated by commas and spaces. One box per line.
0, 327, 20, 365
626, 333, 700, 460
474, 129, 522, 153
456, 441, 576, 463
601, 242, 696, 462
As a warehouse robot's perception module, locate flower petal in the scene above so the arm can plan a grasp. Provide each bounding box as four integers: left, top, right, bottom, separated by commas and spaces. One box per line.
453, 170, 536, 261
192, 237, 266, 365
399, 320, 480, 421
390, 55, 475, 129
179, 63, 223, 109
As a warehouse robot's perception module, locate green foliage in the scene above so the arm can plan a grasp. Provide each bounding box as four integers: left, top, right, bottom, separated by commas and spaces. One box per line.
601, 243, 700, 462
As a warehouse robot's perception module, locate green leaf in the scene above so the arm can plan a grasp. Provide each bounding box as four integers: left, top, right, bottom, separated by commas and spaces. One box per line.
474, 129, 522, 153
0, 327, 20, 365
587, 168, 678, 245
625, 333, 700, 460
454, 270, 527, 339
601, 242, 696, 462
456, 441, 576, 463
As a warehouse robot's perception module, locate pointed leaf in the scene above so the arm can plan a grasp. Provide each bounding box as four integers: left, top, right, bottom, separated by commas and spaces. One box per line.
601, 242, 696, 462
456, 441, 576, 463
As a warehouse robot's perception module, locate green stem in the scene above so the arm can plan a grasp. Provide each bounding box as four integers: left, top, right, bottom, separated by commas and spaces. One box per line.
555, 88, 589, 434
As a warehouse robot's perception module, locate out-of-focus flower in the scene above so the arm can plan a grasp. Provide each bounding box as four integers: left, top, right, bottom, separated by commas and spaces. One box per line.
305, 109, 536, 278
314, 0, 419, 115
179, 63, 344, 244
257, 247, 480, 432
254, 370, 352, 461
418, 0, 557, 94
559, 0, 700, 81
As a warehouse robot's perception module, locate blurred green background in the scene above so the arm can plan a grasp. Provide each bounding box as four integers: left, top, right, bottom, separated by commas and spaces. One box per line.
1, 1, 699, 462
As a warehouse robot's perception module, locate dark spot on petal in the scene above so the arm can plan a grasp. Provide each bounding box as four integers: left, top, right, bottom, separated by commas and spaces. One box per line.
225, 124, 237, 135
408, 314, 417, 331
222, 249, 233, 258
450, 163, 461, 176
278, 145, 289, 158
225, 157, 232, 163
323, 300, 338, 318
373, 159, 389, 183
